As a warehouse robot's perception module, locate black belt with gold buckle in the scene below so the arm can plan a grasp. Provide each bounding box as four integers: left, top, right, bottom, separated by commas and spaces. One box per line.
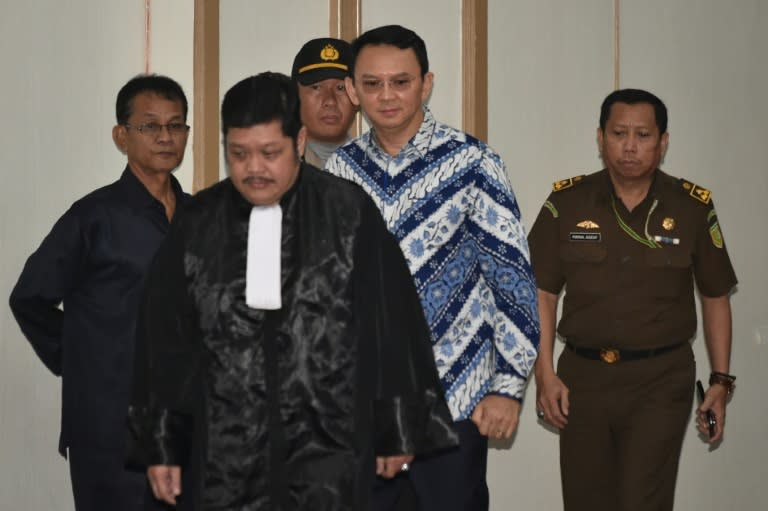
565, 341, 687, 364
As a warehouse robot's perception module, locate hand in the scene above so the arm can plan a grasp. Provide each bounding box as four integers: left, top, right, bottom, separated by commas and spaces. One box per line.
376, 454, 414, 479
148, 465, 182, 505
696, 384, 728, 443
535, 368, 569, 429
470, 395, 520, 439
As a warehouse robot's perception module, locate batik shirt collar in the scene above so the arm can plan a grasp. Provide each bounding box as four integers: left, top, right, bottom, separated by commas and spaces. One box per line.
363, 107, 437, 165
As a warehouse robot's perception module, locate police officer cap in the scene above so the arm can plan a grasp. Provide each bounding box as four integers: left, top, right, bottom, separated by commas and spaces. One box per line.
291, 38, 352, 86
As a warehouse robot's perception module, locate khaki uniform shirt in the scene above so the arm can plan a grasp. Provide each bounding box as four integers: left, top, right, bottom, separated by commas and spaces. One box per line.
528, 169, 737, 349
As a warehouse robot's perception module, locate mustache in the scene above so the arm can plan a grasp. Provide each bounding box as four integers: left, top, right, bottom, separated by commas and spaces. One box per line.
243, 175, 274, 184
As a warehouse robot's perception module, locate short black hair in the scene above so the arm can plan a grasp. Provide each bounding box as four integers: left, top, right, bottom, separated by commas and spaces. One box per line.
599, 88, 668, 134
349, 25, 429, 78
221, 72, 302, 143
115, 74, 188, 125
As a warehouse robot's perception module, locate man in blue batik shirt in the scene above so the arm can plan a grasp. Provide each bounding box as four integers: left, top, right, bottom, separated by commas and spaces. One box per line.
325, 24, 540, 511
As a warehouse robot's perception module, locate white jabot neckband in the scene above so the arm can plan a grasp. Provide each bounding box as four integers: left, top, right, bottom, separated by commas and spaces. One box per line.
245, 203, 282, 310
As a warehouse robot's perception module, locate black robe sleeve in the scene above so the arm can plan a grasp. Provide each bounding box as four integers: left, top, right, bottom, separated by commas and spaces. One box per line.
354, 197, 459, 457
126, 210, 200, 468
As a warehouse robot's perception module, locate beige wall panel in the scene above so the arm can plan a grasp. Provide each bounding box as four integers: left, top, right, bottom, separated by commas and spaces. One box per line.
219, 0, 328, 178
488, 0, 614, 227
220, 0, 328, 91
0, 2, 193, 509
486, 2, 613, 510
149, 0, 196, 189
362, 0, 462, 128
621, 2, 768, 509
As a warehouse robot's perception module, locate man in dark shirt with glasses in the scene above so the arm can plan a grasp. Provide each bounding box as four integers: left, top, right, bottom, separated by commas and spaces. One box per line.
9, 74, 190, 511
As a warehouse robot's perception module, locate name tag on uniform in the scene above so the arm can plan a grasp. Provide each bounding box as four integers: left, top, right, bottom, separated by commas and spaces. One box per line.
569, 232, 602, 242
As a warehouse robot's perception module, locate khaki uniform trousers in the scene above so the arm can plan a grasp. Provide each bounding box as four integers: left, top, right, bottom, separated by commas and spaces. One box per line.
557, 343, 695, 511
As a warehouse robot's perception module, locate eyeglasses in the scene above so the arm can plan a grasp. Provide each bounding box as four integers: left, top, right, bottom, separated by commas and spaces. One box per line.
124, 122, 190, 136
359, 77, 416, 94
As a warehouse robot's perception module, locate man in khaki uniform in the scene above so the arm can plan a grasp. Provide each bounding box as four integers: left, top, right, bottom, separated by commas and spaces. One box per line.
291, 37, 357, 168
528, 88, 737, 511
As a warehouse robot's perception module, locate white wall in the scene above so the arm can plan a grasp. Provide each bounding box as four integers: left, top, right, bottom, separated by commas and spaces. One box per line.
619, 1, 768, 508
0, 1, 193, 509
149, 0, 195, 188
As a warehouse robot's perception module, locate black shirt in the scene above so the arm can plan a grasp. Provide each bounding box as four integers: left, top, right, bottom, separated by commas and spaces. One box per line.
9, 167, 187, 454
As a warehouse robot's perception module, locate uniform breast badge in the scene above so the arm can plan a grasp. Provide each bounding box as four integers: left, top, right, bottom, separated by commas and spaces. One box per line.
570, 219, 601, 241
576, 220, 600, 229
653, 235, 680, 245
571, 220, 601, 241
654, 217, 680, 245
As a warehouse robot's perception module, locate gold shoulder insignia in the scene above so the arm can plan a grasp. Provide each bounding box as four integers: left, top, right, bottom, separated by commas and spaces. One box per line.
552, 175, 584, 192
680, 179, 712, 204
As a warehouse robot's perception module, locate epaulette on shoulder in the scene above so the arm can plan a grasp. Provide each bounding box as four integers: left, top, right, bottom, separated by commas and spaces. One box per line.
679, 178, 712, 204
551, 175, 585, 192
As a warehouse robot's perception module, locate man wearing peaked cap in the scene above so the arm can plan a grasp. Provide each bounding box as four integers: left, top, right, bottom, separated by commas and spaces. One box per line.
291, 37, 356, 168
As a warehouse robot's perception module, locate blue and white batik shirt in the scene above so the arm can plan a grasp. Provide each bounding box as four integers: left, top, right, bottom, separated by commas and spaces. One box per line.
325, 107, 540, 420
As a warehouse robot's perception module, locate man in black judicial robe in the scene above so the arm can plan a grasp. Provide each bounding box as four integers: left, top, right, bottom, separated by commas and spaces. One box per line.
127, 72, 458, 510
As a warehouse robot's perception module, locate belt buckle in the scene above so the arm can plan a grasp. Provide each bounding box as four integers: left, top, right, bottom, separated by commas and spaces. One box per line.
599, 348, 621, 364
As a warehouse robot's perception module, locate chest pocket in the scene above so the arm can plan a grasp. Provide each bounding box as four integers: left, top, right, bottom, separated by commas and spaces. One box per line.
560, 243, 607, 263
645, 249, 691, 269
560, 243, 609, 296
644, 248, 693, 298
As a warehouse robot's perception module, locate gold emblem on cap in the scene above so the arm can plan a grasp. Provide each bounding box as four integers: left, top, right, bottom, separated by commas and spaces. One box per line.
662, 217, 675, 230
576, 220, 600, 229
320, 44, 340, 62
